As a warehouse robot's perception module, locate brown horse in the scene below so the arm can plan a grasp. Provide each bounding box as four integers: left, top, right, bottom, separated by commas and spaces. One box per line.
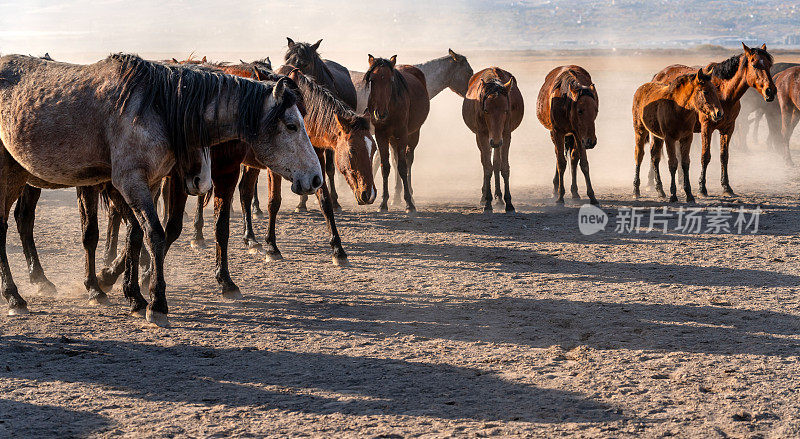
652, 43, 776, 196
767, 66, 800, 163
365, 55, 430, 213
536, 65, 599, 205
633, 69, 724, 202
239, 66, 377, 265
461, 67, 524, 212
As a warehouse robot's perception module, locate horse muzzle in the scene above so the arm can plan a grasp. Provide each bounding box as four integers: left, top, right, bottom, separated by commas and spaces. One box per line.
764, 88, 776, 102
290, 172, 323, 196
584, 138, 597, 150
357, 187, 377, 205
711, 110, 724, 123
184, 175, 212, 196
489, 139, 503, 149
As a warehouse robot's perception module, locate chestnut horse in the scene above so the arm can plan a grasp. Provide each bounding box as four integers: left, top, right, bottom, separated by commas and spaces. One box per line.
461, 67, 524, 212
364, 55, 430, 213
536, 65, 599, 205
651, 43, 776, 196
633, 69, 724, 202
767, 66, 800, 163
238, 66, 376, 265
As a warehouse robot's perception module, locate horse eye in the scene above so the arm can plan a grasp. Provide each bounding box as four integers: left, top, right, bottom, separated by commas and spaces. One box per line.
286, 123, 298, 132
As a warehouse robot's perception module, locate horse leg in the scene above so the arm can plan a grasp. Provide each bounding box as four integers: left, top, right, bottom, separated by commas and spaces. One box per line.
250, 170, 264, 218
551, 131, 567, 204
500, 133, 514, 212
14, 185, 57, 295
102, 194, 122, 268
650, 138, 667, 198
324, 149, 341, 211
0, 152, 30, 315
113, 173, 170, 327
238, 166, 260, 249
212, 166, 242, 298
376, 131, 391, 212
679, 136, 695, 203
406, 131, 420, 198
781, 109, 799, 166
105, 188, 148, 316
190, 193, 206, 249
633, 125, 647, 198
569, 147, 580, 199
391, 147, 403, 207
577, 145, 597, 205
492, 146, 503, 204
264, 170, 284, 261
697, 124, 712, 197
390, 135, 415, 213
665, 139, 679, 203
76, 185, 107, 305
314, 154, 348, 266
719, 129, 736, 196
477, 133, 493, 212
141, 175, 188, 292
646, 134, 659, 188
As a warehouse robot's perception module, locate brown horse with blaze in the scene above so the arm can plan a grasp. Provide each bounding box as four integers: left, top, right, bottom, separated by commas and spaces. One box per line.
633, 68, 723, 203
651, 43, 776, 196
461, 67, 524, 212
537, 65, 599, 205
364, 55, 430, 213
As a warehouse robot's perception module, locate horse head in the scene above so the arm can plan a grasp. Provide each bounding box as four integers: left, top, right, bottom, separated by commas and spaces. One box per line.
691, 67, 724, 123
567, 81, 599, 150
742, 43, 776, 102
365, 55, 398, 122
333, 113, 377, 205
285, 37, 323, 74
447, 49, 473, 97
480, 76, 515, 148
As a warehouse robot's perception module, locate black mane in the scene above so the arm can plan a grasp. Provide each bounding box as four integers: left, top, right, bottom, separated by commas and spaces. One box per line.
364, 57, 408, 100
713, 48, 774, 80
111, 53, 296, 176
290, 71, 369, 135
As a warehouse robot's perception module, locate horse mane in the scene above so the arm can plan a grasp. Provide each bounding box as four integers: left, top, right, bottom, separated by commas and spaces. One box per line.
290, 71, 369, 135
712, 48, 774, 80
284, 42, 336, 87
666, 73, 699, 93
554, 70, 594, 101
364, 57, 408, 100
111, 53, 296, 176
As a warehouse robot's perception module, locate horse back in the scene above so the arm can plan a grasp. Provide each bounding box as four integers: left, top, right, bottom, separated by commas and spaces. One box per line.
652, 64, 694, 83
397, 65, 430, 133
536, 65, 592, 132
775, 66, 800, 110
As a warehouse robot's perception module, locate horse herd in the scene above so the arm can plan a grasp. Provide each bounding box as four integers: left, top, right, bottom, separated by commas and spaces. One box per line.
0, 39, 789, 326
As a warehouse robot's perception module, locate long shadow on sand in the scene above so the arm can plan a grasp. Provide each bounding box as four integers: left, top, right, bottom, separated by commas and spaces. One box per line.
0, 398, 110, 437
1, 334, 623, 434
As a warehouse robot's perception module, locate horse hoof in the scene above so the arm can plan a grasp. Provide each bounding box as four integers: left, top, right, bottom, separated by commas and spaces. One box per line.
265, 252, 284, 262
379, 205, 388, 212
145, 309, 170, 328
190, 239, 206, 250
36, 281, 57, 296
332, 256, 349, 267
130, 308, 146, 318
247, 246, 263, 255
505, 205, 516, 213
589, 199, 599, 206
88, 294, 109, 306
555, 199, 565, 205
405, 207, 417, 215
253, 210, 264, 219
294, 206, 308, 213
8, 306, 29, 316
222, 288, 243, 300
571, 193, 581, 199
669, 196, 679, 203
723, 190, 736, 197
483, 207, 493, 213
333, 204, 343, 212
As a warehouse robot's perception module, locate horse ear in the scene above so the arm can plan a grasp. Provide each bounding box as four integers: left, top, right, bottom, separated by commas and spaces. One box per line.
311, 39, 322, 51
368, 54, 375, 66
696, 69, 710, 83
503, 77, 516, 92
172, 58, 179, 63
760, 43, 767, 51
201, 56, 207, 63
569, 83, 581, 99
449, 48, 458, 60
265, 56, 271, 68
287, 37, 295, 47
335, 113, 352, 132
742, 42, 752, 55
389, 55, 397, 68
273, 77, 287, 101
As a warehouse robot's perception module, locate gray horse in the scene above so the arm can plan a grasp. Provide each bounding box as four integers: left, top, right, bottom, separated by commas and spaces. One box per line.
0, 54, 322, 326
351, 49, 474, 206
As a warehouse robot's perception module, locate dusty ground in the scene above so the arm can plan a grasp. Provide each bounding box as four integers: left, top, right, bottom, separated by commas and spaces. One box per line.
2, 52, 800, 438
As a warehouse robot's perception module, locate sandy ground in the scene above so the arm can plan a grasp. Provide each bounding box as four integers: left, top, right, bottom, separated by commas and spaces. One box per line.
2, 52, 800, 437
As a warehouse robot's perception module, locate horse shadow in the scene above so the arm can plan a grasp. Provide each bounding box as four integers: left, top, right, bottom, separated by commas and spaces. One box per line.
0, 398, 111, 437
1, 334, 623, 432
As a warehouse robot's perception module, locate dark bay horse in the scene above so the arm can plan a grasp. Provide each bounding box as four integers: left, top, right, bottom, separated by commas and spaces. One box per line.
364, 55, 430, 213
633, 69, 724, 202
767, 66, 800, 163
0, 54, 321, 324
536, 65, 599, 205
651, 43, 776, 196
461, 67, 524, 212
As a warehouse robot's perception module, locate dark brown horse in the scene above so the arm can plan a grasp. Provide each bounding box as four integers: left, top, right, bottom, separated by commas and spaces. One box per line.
536, 65, 599, 205
633, 69, 724, 202
364, 55, 430, 213
461, 67, 524, 212
766, 66, 800, 163
651, 43, 776, 196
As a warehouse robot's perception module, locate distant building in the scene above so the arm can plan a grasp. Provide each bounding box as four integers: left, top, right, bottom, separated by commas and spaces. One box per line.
786, 35, 800, 45
709, 36, 760, 47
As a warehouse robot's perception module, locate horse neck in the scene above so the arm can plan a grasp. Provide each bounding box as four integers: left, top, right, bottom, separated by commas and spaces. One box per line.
308, 58, 336, 90
716, 55, 750, 103
415, 57, 451, 99
306, 122, 339, 151
204, 90, 246, 145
